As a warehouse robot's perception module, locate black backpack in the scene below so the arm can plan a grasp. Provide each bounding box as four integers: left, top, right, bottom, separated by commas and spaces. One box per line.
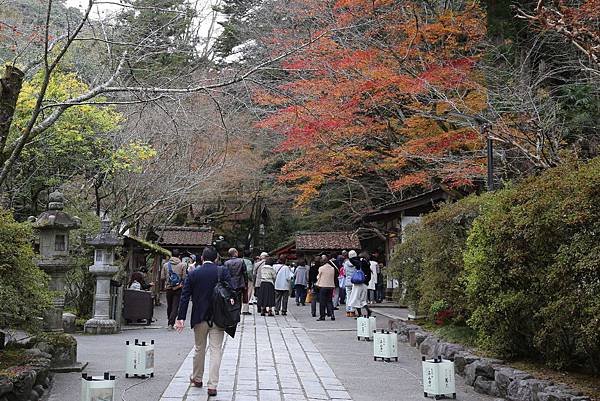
210, 266, 241, 329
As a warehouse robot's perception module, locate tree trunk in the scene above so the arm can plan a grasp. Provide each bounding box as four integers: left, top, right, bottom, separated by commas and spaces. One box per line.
0, 65, 25, 164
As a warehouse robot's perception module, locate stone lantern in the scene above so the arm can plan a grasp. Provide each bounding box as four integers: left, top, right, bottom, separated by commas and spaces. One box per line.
84, 217, 123, 334
32, 191, 81, 332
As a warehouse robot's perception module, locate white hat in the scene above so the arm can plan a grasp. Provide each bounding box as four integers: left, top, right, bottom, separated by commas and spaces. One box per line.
348, 250, 357, 258
260, 252, 269, 258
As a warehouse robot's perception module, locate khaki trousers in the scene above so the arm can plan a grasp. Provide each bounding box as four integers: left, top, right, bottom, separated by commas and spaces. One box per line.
192, 321, 225, 389
241, 281, 254, 313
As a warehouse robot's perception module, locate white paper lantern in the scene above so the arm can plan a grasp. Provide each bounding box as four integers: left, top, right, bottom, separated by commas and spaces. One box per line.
373, 330, 398, 362
81, 372, 116, 401
125, 339, 155, 378
422, 357, 456, 399
356, 316, 376, 341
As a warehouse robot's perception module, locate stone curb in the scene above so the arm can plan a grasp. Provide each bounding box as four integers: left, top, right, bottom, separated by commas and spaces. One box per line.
388, 319, 592, 401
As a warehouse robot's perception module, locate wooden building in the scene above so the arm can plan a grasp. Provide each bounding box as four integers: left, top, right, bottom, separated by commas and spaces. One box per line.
270, 240, 296, 260
363, 188, 457, 312
122, 233, 171, 306
271, 231, 362, 262
150, 226, 214, 256
363, 188, 456, 264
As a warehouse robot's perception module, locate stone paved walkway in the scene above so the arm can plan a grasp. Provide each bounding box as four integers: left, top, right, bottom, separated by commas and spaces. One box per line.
159, 307, 352, 401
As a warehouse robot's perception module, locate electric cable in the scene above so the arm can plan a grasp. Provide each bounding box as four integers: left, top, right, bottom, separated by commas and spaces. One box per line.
120, 375, 153, 401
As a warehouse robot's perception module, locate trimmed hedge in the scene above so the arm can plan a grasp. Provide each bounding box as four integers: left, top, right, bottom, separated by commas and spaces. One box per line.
389, 194, 487, 321
0, 209, 52, 332
465, 159, 600, 371
390, 157, 600, 372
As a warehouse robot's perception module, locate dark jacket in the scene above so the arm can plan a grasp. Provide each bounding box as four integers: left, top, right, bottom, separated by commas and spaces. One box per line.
350, 257, 371, 284
177, 262, 233, 328
224, 257, 248, 290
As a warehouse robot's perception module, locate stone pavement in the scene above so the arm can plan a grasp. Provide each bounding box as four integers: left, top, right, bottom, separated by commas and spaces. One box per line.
159, 303, 494, 401
160, 308, 352, 401
45, 299, 196, 401
44, 298, 495, 401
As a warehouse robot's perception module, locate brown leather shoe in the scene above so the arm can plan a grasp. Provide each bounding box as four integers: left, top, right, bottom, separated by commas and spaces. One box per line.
190, 377, 203, 387
207, 388, 217, 397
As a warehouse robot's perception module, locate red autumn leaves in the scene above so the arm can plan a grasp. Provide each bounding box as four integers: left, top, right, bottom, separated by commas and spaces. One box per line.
254, 0, 488, 205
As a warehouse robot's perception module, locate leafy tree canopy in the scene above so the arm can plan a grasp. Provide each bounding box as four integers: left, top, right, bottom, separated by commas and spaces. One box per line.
0, 208, 52, 332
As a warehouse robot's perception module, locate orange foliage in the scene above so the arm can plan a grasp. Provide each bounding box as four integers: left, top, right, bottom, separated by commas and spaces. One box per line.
256, 0, 488, 205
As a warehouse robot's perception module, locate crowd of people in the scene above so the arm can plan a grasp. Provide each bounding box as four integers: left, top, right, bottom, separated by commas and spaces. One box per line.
244, 249, 385, 321
126, 246, 385, 397
127, 247, 386, 328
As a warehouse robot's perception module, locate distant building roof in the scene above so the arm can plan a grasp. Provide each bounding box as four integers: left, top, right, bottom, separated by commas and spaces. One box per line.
363, 188, 454, 222
295, 231, 360, 251
155, 226, 214, 247
123, 233, 171, 257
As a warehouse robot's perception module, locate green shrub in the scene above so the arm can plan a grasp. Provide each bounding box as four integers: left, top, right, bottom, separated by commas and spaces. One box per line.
0, 208, 52, 332
388, 195, 486, 320
465, 158, 600, 371
430, 299, 449, 317
388, 223, 424, 311
428, 324, 478, 348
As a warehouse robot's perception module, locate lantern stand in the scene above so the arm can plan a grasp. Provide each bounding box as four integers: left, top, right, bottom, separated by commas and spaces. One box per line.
81, 371, 116, 401
31, 190, 81, 332
356, 316, 376, 341
373, 329, 398, 362
31, 191, 87, 372
422, 356, 456, 399
125, 339, 155, 379
84, 217, 123, 334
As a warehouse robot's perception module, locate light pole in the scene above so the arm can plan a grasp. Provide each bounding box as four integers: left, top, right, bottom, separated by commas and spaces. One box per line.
487, 135, 494, 191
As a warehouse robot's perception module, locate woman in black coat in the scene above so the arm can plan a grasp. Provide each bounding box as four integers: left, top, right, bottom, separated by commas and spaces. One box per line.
308, 258, 321, 317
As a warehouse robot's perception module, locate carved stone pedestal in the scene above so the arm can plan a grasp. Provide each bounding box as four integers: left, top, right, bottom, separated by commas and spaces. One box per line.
84, 264, 119, 334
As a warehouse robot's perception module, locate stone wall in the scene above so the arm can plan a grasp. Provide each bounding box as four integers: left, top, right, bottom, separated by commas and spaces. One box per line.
0, 349, 52, 401
389, 320, 592, 401
0, 332, 79, 401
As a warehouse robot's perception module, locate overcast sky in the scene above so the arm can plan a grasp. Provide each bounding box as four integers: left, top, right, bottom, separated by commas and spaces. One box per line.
63, 0, 224, 33
61, 0, 225, 54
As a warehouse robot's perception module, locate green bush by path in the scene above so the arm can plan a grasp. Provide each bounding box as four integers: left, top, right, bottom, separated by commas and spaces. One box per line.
389, 194, 488, 321
388, 157, 600, 372
465, 158, 600, 371
0, 208, 52, 332
389, 223, 424, 312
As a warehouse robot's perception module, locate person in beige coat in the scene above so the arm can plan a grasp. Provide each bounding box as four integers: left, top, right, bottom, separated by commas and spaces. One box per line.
253, 252, 268, 311
316, 254, 338, 321
258, 258, 277, 316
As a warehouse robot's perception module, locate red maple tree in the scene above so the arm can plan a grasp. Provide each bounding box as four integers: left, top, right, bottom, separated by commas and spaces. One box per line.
255, 0, 488, 206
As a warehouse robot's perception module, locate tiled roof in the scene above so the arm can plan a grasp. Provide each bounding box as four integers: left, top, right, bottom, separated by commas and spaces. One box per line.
156, 226, 214, 247
295, 232, 360, 251
271, 240, 296, 256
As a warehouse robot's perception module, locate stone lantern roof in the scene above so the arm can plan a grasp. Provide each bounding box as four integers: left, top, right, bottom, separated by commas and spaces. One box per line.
31, 191, 81, 229
88, 218, 122, 248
